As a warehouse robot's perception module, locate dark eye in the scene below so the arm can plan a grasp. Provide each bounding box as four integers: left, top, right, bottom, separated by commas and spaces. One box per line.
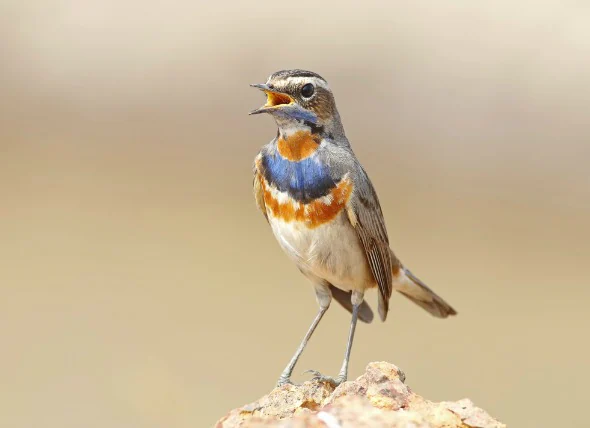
301, 83, 314, 98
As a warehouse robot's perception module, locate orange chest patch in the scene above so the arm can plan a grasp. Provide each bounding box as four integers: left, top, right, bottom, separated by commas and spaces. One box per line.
260, 174, 353, 228
276, 131, 321, 161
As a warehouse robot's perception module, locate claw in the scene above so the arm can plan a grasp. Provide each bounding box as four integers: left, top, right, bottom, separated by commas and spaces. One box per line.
276, 377, 298, 387
304, 369, 345, 387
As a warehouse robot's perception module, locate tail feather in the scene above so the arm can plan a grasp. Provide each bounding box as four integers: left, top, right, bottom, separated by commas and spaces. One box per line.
396, 268, 457, 318
330, 285, 374, 323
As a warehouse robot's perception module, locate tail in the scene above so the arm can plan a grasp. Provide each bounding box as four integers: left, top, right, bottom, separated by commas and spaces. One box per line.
395, 267, 457, 318
329, 285, 374, 323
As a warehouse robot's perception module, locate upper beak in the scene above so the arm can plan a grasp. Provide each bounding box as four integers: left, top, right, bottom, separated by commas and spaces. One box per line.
249, 83, 295, 115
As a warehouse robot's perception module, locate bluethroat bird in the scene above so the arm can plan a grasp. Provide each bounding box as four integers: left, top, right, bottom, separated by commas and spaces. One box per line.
250, 70, 456, 387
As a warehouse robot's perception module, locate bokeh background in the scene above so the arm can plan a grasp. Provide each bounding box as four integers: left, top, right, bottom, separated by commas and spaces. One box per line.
2, 1, 589, 427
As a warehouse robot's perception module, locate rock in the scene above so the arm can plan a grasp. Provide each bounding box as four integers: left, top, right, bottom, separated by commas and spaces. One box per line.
216, 362, 504, 428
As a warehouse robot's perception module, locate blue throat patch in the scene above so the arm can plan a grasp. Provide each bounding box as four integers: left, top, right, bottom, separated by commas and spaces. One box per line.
261, 151, 337, 203
274, 107, 318, 124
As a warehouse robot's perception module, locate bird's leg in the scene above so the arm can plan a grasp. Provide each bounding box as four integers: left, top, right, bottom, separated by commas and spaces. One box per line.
277, 283, 332, 387
307, 290, 363, 387
276, 306, 328, 387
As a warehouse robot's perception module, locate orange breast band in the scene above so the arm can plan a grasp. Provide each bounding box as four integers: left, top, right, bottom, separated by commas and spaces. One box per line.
261, 175, 353, 228
276, 131, 321, 161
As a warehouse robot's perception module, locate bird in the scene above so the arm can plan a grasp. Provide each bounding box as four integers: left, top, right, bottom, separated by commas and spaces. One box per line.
250, 69, 456, 387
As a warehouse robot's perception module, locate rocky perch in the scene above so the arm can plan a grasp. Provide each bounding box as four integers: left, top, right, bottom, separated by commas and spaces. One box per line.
216, 362, 504, 428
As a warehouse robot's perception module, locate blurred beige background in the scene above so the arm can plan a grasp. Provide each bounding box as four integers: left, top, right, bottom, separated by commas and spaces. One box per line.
1, 1, 589, 427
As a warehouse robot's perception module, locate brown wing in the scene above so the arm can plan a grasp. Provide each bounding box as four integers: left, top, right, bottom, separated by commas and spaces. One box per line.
346, 171, 401, 321
253, 155, 268, 221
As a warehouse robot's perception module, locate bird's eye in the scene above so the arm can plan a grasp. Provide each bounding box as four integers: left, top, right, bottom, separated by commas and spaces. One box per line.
301, 83, 314, 98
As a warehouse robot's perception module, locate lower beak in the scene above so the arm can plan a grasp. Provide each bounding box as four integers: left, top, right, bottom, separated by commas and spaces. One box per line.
249, 84, 295, 115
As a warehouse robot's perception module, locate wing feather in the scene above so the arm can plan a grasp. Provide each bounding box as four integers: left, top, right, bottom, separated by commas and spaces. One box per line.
346, 167, 401, 320
253, 154, 268, 221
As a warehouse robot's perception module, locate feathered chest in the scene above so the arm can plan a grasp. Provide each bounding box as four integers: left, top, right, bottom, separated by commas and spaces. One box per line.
260, 152, 336, 204
255, 133, 353, 228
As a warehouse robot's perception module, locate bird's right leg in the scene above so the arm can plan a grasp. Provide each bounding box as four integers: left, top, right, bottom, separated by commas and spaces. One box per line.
276, 283, 331, 387
306, 290, 364, 387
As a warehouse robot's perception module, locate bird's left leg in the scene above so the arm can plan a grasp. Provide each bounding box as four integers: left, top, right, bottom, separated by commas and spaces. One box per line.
307, 290, 363, 387
276, 283, 332, 386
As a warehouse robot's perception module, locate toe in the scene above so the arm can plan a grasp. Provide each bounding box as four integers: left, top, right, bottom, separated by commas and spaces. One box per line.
276, 377, 295, 387
321, 377, 339, 387
303, 370, 346, 386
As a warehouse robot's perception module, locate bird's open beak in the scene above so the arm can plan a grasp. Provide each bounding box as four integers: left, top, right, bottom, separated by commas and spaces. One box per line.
249, 83, 295, 115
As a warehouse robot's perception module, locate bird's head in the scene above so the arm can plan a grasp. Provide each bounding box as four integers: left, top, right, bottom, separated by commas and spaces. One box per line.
250, 69, 344, 136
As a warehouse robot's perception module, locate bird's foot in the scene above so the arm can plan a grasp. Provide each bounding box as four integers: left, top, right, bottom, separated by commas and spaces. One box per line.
304, 370, 346, 387
276, 376, 298, 387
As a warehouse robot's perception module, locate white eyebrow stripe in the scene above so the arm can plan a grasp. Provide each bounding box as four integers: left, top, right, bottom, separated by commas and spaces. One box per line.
285, 76, 330, 90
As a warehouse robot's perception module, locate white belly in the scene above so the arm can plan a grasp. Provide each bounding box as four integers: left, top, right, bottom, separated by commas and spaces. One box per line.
268, 212, 373, 291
